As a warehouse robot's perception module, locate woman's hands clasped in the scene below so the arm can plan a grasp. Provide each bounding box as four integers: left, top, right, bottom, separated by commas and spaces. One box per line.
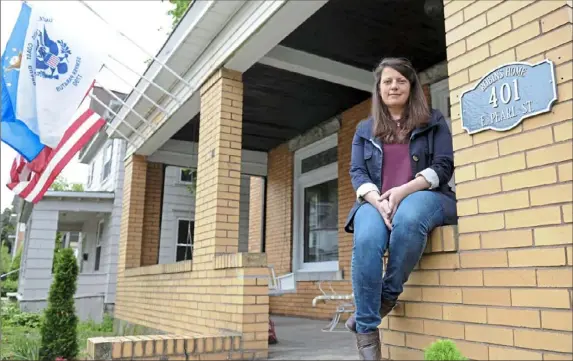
376, 185, 409, 230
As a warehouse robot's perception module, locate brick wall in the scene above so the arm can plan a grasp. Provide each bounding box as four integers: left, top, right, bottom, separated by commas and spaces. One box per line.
141, 162, 163, 266
378, 1, 573, 360
248, 176, 264, 253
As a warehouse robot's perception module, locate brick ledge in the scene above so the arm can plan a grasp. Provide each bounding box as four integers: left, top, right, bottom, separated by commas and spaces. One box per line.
88, 333, 246, 360
124, 260, 193, 277
214, 252, 267, 269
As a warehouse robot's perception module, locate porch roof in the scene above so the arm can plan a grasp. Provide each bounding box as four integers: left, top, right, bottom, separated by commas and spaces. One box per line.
107, 0, 447, 155
19, 191, 115, 224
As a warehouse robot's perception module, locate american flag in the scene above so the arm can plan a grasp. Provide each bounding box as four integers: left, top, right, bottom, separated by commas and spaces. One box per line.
46, 54, 60, 68
6, 108, 106, 204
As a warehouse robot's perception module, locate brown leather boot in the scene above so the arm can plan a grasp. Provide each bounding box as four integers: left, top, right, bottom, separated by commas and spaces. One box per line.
345, 299, 396, 333
355, 330, 382, 360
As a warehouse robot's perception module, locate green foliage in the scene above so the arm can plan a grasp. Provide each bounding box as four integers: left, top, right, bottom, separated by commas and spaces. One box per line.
49, 176, 84, 192
1, 300, 43, 328
6, 332, 41, 361
181, 168, 197, 195
1, 207, 15, 250
0, 325, 41, 361
9, 246, 22, 281
1, 244, 11, 275
1, 278, 18, 297
39, 248, 79, 361
167, 0, 193, 27
424, 339, 468, 361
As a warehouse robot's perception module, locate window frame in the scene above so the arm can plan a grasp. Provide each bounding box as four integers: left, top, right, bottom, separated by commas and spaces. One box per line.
87, 162, 94, 188
178, 168, 196, 185
292, 133, 339, 274
94, 219, 104, 272
101, 141, 113, 183
175, 218, 194, 262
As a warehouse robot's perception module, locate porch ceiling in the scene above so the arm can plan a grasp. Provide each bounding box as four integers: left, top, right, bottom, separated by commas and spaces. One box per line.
280, 0, 446, 72
171, 64, 369, 152
170, 0, 446, 153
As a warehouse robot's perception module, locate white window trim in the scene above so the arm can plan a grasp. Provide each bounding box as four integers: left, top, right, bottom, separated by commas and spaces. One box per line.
87, 162, 94, 188
292, 133, 339, 274
94, 219, 104, 272
175, 217, 193, 262
100, 142, 113, 183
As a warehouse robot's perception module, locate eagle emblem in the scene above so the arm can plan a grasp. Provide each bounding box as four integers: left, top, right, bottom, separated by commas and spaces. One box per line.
5, 52, 22, 72
35, 25, 71, 80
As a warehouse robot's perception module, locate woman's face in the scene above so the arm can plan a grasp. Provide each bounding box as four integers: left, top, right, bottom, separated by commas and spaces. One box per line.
379, 66, 411, 109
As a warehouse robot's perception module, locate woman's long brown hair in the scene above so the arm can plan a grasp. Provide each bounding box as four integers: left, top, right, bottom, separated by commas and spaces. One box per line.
371, 57, 430, 144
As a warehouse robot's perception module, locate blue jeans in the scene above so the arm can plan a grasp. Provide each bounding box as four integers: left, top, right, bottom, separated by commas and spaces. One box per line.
351, 191, 445, 334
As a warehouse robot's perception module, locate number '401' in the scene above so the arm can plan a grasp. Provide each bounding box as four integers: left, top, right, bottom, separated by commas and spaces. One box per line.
489, 79, 521, 108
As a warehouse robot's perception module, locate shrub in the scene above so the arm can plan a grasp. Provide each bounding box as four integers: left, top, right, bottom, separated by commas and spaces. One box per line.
424, 339, 468, 360
1, 300, 42, 328
1, 278, 18, 296
39, 248, 79, 361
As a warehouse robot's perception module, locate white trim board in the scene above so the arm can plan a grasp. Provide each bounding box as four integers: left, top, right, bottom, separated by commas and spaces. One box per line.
292, 133, 340, 275
148, 139, 268, 177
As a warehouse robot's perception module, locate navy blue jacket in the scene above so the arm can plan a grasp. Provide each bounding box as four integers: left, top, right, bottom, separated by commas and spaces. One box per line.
344, 109, 458, 233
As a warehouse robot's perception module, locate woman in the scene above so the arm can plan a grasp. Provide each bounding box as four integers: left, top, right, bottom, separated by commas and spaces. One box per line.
343, 57, 457, 360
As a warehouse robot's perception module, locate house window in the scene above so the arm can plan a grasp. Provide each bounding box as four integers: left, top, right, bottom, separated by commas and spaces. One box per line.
101, 142, 113, 182
94, 220, 103, 271
87, 162, 94, 187
103, 99, 122, 123
180, 168, 196, 184
293, 134, 338, 273
176, 219, 194, 262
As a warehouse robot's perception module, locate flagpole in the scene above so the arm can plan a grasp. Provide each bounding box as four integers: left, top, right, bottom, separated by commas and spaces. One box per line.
106, 55, 182, 105
98, 85, 156, 129
88, 94, 146, 140
102, 65, 169, 114
78, 0, 192, 89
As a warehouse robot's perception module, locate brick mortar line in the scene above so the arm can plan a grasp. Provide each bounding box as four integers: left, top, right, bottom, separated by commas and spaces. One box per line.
445, 3, 571, 55
392, 300, 572, 313
453, 243, 571, 252
385, 341, 572, 357
455, 181, 573, 201
382, 316, 572, 334
452, 120, 573, 155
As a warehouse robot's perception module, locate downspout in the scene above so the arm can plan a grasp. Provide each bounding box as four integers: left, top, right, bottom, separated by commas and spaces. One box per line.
261, 176, 268, 253
156, 164, 166, 264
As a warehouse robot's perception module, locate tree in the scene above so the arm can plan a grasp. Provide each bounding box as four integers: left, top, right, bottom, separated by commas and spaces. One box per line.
49, 176, 84, 192
167, 0, 193, 27
39, 247, 79, 361
1, 207, 15, 252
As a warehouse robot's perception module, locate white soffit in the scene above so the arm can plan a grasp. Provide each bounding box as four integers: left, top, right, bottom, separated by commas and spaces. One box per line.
258, 45, 374, 92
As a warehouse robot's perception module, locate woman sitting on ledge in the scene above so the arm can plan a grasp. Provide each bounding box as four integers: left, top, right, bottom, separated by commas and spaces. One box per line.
343, 57, 457, 360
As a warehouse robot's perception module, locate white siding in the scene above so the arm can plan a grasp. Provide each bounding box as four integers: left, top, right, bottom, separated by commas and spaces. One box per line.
18, 207, 58, 301
85, 138, 124, 193
82, 137, 125, 303
158, 167, 252, 264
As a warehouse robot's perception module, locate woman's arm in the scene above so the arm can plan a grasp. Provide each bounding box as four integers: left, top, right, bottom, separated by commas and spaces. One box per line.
349, 122, 379, 205
416, 110, 455, 189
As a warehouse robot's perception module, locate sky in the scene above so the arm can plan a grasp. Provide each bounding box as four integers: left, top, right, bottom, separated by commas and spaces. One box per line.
1, 0, 174, 210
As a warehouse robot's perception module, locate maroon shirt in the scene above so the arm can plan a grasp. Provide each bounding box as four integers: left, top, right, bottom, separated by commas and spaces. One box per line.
381, 143, 412, 195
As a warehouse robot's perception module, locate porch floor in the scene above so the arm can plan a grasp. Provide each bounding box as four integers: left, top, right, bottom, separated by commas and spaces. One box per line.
268, 316, 359, 360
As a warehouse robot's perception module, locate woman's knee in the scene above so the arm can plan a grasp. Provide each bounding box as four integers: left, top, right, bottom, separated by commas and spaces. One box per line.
353, 203, 388, 251
392, 191, 444, 231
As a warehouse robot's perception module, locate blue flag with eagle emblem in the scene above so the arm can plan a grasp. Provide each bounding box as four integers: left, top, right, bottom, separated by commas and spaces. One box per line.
1, 1, 106, 162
